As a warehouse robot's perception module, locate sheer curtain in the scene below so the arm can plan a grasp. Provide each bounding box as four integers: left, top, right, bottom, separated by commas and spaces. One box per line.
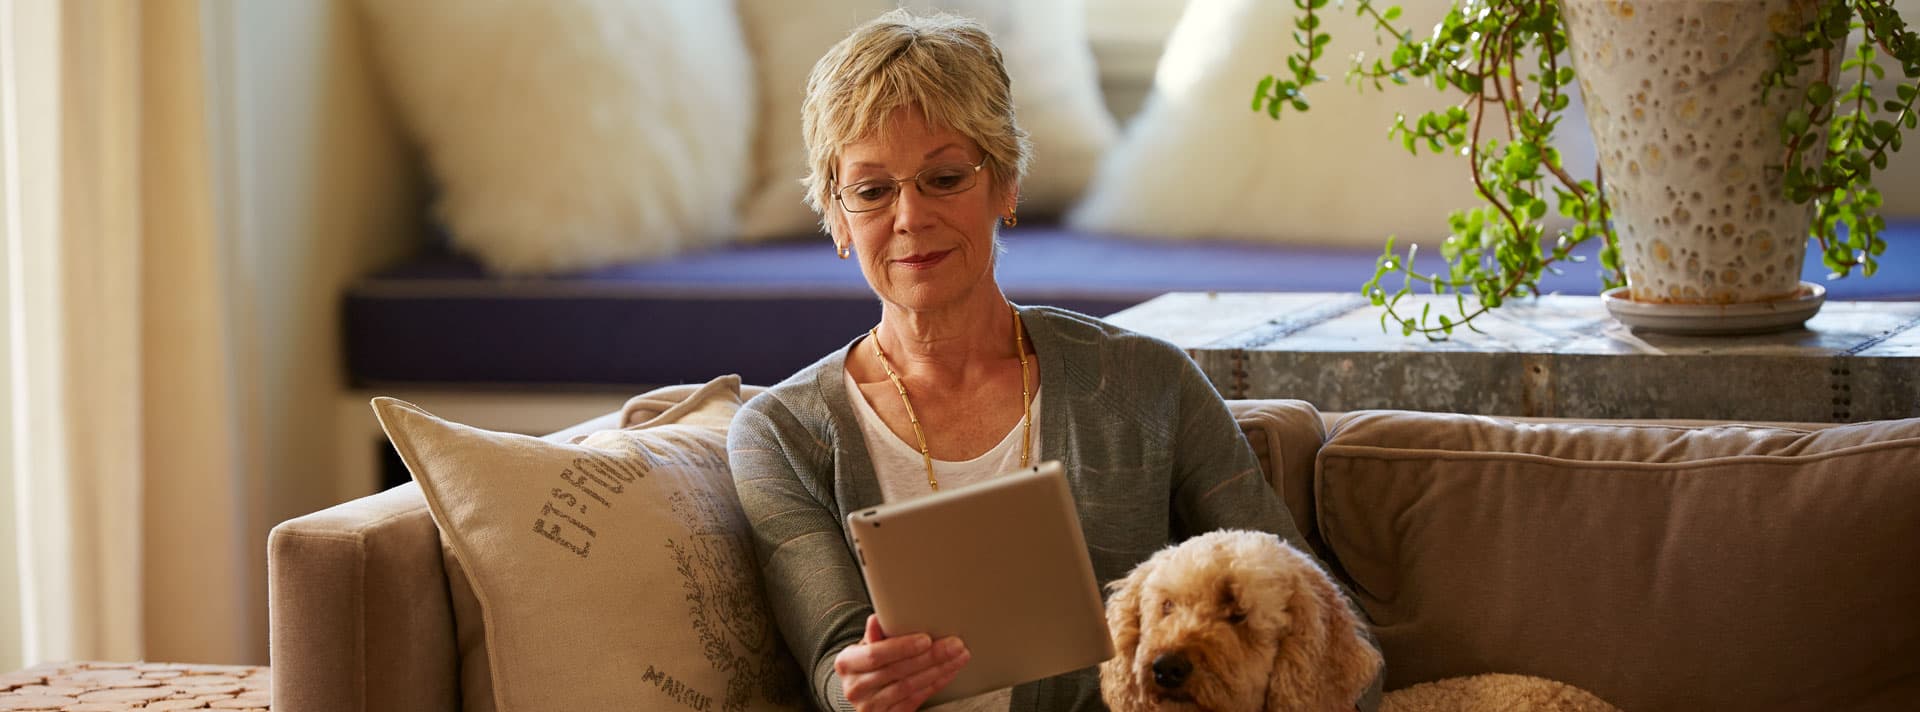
2, 0, 255, 665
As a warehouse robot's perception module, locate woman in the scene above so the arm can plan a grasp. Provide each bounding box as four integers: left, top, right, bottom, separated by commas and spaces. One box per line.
728, 10, 1380, 712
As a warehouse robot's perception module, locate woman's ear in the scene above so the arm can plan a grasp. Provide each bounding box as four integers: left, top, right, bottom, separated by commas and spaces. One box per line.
1100, 558, 1154, 712
1264, 563, 1381, 712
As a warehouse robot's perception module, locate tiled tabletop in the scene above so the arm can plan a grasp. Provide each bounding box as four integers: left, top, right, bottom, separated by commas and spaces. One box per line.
0, 661, 269, 711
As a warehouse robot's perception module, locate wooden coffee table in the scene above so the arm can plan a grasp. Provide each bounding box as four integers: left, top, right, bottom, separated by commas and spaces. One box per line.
0, 661, 269, 711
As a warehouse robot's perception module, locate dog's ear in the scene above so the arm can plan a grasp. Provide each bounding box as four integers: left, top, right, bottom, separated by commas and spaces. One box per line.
1100, 557, 1155, 712
1264, 560, 1382, 712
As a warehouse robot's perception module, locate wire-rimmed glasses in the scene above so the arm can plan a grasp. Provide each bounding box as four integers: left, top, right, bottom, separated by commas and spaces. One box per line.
832, 158, 987, 213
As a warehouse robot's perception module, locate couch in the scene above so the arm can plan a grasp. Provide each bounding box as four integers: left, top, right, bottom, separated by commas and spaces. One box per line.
268, 390, 1920, 711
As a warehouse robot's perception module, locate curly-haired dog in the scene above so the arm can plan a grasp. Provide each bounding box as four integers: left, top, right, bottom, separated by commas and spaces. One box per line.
1100, 529, 1381, 712
1101, 530, 1623, 712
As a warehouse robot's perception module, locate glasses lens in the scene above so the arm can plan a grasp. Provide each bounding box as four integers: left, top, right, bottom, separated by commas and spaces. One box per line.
841, 182, 898, 212
918, 164, 979, 196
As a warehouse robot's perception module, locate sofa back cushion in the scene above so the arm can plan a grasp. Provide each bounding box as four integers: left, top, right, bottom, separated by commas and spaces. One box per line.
1228, 399, 1329, 555
1316, 411, 1920, 711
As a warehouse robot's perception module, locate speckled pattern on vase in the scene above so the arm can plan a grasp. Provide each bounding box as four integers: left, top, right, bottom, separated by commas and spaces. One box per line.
1562, 0, 1836, 304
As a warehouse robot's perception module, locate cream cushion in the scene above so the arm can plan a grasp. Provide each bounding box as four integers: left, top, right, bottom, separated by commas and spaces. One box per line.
734, 0, 1117, 239
358, 0, 754, 272
1317, 411, 1920, 711
1067, 0, 1486, 246
373, 376, 805, 711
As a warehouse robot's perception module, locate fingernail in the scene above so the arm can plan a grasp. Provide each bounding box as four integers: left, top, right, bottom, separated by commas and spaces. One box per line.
941, 638, 966, 655
910, 634, 932, 652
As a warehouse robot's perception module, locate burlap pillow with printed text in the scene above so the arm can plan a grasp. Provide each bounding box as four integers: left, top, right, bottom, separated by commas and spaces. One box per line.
373, 376, 804, 712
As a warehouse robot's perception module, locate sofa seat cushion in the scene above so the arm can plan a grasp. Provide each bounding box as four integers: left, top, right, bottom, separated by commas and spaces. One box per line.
1316, 411, 1920, 712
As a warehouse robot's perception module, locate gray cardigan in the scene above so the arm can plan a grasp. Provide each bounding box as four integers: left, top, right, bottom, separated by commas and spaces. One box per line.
728, 305, 1380, 711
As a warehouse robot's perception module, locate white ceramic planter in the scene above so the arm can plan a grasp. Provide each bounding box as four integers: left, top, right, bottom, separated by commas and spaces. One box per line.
1563, 0, 1838, 305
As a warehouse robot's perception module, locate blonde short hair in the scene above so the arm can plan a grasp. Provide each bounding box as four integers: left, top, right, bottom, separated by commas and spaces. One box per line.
800, 10, 1032, 227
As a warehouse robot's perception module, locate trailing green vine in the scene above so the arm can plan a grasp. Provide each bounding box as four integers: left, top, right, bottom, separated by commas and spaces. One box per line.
1767, 0, 1920, 279
1254, 0, 1920, 338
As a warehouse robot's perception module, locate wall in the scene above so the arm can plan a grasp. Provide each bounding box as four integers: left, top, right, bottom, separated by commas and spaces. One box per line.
0, 158, 16, 674
0, 0, 61, 670
1875, 0, 1920, 216
162, 0, 421, 663
0, 14, 18, 667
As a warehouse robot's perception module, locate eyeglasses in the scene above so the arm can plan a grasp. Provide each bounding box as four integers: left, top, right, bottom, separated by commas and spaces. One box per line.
832, 158, 987, 213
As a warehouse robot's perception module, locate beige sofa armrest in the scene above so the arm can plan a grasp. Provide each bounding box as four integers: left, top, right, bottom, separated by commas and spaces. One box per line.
268, 481, 458, 712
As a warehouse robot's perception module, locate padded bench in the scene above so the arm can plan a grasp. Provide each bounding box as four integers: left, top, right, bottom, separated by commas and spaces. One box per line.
344, 222, 1920, 388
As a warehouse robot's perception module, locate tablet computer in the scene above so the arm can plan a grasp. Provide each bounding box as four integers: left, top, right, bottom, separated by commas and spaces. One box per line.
847, 460, 1113, 704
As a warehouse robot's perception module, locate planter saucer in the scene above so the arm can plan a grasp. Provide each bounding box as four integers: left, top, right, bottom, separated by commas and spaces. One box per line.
1600, 282, 1826, 335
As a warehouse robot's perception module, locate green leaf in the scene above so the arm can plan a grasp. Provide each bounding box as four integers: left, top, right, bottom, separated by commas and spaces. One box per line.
1785, 108, 1811, 137
1808, 81, 1833, 105
1384, 5, 1402, 21
1252, 76, 1274, 112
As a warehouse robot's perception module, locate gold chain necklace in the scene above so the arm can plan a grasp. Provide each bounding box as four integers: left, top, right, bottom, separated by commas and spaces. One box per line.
867, 305, 1031, 492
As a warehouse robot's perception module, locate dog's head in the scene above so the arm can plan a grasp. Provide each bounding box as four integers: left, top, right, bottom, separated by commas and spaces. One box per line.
1099, 530, 1380, 712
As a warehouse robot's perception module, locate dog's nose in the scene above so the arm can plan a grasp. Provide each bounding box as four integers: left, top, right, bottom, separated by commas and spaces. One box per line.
1151, 652, 1192, 689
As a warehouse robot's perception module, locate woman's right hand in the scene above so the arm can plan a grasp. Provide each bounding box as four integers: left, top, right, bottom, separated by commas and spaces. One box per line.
835, 615, 971, 711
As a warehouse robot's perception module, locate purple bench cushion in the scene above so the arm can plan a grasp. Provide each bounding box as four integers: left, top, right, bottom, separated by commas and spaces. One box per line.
344, 223, 1920, 387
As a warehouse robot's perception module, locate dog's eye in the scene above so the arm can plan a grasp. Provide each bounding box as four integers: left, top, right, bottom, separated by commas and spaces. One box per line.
1227, 612, 1247, 625
1160, 599, 1173, 615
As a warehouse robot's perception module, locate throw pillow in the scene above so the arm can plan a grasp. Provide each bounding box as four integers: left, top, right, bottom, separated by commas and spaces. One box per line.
358, 0, 755, 273
1068, 0, 1534, 246
734, 0, 1117, 240
373, 376, 805, 711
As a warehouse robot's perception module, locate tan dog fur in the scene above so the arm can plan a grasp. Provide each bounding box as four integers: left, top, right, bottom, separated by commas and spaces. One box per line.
1100, 530, 1381, 712
1101, 531, 1626, 712
1378, 674, 1622, 712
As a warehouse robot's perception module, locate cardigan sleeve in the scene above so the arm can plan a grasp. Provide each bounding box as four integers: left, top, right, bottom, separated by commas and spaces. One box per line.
728, 394, 867, 712
1165, 352, 1386, 712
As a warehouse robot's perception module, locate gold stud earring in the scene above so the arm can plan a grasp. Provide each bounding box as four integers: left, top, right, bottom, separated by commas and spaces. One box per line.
836, 242, 850, 259
1003, 211, 1018, 228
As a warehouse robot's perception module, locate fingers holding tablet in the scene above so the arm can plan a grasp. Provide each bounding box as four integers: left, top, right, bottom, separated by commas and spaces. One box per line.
836, 614, 972, 711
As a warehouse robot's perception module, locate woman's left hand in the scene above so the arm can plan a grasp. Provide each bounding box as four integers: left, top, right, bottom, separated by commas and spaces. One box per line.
834, 614, 971, 711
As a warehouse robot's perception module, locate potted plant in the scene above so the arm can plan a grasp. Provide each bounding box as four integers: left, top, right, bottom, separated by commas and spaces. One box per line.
1254, 0, 1920, 337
